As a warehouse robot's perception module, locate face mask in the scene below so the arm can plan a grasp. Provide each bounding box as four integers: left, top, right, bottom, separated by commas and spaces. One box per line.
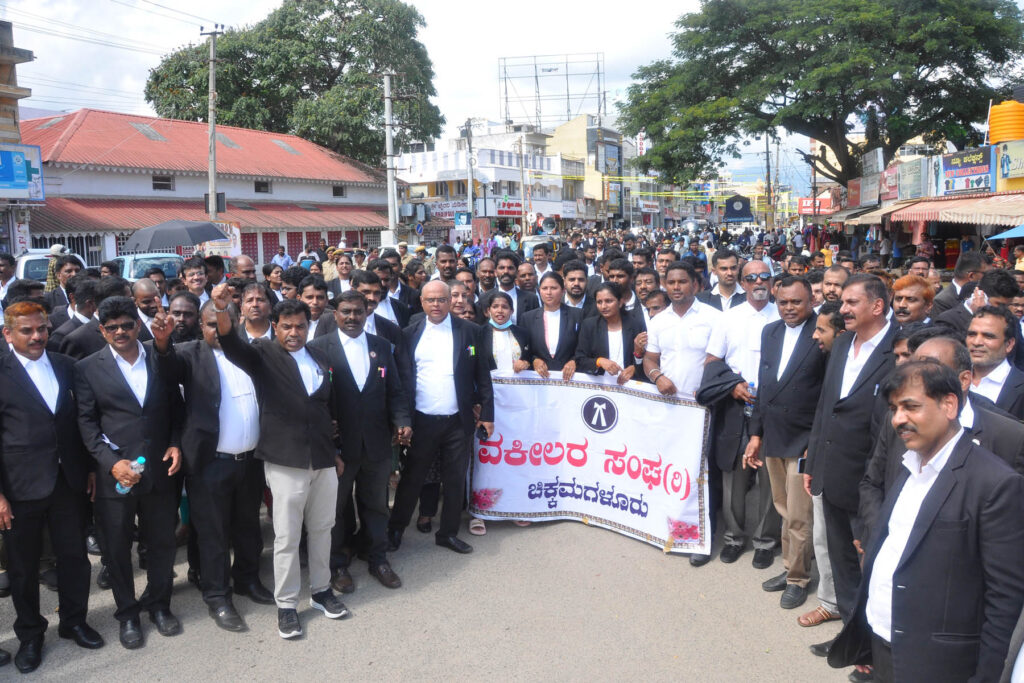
489, 317, 513, 330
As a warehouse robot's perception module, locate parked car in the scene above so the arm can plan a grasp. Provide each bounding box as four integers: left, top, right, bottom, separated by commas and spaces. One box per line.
16, 248, 87, 282
112, 253, 184, 281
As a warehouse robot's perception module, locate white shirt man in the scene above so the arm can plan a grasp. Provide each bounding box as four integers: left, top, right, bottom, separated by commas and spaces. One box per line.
646, 299, 721, 397
376, 295, 399, 326
413, 315, 458, 415
339, 330, 370, 391
707, 300, 780, 384
973, 358, 1011, 403
840, 321, 892, 399
112, 342, 148, 406
15, 348, 59, 413
212, 349, 259, 453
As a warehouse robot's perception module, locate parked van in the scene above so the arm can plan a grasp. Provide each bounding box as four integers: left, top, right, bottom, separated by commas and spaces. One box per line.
111, 253, 184, 281
16, 248, 86, 282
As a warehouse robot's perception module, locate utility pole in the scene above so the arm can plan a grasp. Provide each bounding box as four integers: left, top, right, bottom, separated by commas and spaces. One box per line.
464, 118, 475, 227
201, 25, 223, 220
764, 134, 773, 231
383, 73, 398, 234
518, 136, 528, 235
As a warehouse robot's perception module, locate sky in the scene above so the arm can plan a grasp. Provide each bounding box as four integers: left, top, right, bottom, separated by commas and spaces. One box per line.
7, 0, 812, 193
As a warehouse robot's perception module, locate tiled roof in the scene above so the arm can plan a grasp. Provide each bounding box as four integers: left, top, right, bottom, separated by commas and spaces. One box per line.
21, 109, 386, 185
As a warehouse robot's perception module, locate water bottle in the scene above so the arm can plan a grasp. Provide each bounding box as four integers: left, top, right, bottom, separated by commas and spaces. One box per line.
115, 457, 146, 495
743, 382, 757, 418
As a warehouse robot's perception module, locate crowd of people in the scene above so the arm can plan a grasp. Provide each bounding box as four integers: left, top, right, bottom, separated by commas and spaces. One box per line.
0, 226, 1023, 681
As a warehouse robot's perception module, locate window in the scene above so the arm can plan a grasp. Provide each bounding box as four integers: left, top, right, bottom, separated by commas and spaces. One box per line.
434, 182, 449, 197
455, 180, 467, 195
332, 185, 346, 197
152, 175, 174, 191
255, 180, 272, 194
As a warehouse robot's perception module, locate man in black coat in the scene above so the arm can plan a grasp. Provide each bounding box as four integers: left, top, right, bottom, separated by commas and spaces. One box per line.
489, 252, 539, 324
75, 296, 184, 650
61, 277, 137, 360
0, 301, 103, 672
829, 361, 1024, 683
966, 305, 1024, 419
388, 281, 494, 554
47, 275, 97, 353
309, 290, 411, 593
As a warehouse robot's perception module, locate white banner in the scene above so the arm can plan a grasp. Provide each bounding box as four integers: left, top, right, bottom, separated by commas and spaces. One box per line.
471, 372, 712, 554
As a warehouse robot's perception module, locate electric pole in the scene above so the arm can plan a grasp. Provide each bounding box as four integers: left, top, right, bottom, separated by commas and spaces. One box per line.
464, 118, 475, 228
383, 73, 398, 234
764, 134, 773, 231
201, 25, 223, 220
518, 136, 528, 235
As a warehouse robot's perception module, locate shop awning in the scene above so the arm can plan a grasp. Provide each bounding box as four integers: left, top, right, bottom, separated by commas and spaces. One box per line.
848, 200, 921, 226
29, 198, 390, 234
888, 196, 985, 223
937, 194, 1024, 226
826, 206, 874, 222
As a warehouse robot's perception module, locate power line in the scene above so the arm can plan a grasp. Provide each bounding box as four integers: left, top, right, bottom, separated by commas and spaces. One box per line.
138, 0, 216, 24
22, 76, 145, 99
1, 4, 173, 51
14, 23, 168, 55
107, 0, 204, 28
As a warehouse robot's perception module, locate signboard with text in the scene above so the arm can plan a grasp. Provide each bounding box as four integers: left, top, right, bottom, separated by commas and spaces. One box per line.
798, 197, 834, 215
898, 158, 928, 200
0, 144, 44, 201
880, 166, 899, 201
941, 146, 993, 195
998, 140, 1024, 179
847, 178, 862, 208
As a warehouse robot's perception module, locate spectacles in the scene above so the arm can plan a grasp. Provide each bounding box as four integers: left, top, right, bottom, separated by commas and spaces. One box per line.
742, 273, 772, 283
422, 297, 449, 304
103, 322, 136, 333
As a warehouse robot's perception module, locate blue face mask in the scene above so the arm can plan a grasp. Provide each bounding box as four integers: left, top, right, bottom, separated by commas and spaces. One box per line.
489, 317, 513, 330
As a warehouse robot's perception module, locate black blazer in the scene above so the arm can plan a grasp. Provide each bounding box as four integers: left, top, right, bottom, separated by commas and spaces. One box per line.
218, 330, 337, 470
696, 289, 747, 311
60, 318, 105, 360
45, 287, 68, 311
308, 331, 410, 466
520, 304, 583, 372
476, 322, 532, 371
748, 319, 827, 460
0, 351, 89, 501
393, 282, 422, 315
48, 304, 70, 331
47, 315, 84, 353
402, 314, 494, 433
830, 435, 1024, 683
995, 365, 1024, 420
378, 296, 411, 328
574, 314, 644, 376
75, 342, 183, 498
806, 323, 897, 512
929, 281, 963, 317
312, 313, 338, 339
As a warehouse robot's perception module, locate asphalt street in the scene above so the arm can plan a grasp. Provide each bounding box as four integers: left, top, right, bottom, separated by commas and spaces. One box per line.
0, 516, 851, 681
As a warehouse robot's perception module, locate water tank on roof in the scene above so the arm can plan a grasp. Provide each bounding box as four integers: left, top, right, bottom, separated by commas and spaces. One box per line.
989, 100, 1024, 144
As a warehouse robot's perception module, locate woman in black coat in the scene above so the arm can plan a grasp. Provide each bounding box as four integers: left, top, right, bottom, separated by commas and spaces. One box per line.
519, 272, 582, 380
575, 282, 646, 384
477, 291, 531, 372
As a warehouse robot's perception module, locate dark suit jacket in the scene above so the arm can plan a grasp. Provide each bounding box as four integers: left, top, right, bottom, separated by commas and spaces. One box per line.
312, 313, 338, 339
520, 304, 583, 372
75, 342, 183, 498
935, 304, 972, 336
748, 319, 827, 459
806, 323, 897, 512
567, 295, 597, 319
378, 296, 411, 328
476, 323, 532, 371
48, 304, 70, 331
696, 289, 747, 311
392, 282, 422, 315
929, 281, 964, 317
830, 435, 1024, 683
61, 318, 105, 360
47, 316, 84, 353
574, 315, 644, 376
218, 330, 337, 470
0, 351, 89, 501
308, 331, 410, 465
45, 287, 68, 311
402, 314, 494, 433
995, 365, 1024, 420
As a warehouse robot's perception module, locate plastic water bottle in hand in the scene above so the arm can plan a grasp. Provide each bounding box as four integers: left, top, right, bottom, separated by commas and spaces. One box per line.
743, 382, 757, 418
115, 457, 146, 495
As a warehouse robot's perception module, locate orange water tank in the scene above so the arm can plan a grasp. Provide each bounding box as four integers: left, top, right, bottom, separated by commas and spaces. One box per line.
989, 100, 1024, 144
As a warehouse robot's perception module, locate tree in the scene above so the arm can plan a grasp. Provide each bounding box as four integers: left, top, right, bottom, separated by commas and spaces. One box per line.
144, 0, 444, 165
618, 0, 1024, 186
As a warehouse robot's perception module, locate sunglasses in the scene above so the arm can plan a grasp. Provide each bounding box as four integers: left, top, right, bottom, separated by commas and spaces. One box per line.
742, 273, 772, 283
102, 322, 136, 333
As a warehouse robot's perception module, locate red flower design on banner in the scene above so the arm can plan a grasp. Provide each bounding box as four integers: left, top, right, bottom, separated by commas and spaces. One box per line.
667, 517, 699, 541
472, 488, 502, 510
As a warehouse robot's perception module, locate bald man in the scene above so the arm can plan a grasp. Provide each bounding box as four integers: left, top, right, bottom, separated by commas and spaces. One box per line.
131, 278, 160, 341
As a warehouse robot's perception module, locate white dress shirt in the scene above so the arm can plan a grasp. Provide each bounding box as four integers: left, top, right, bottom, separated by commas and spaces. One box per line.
543, 309, 561, 357
212, 349, 259, 453
490, 328, 517, 373
607, 328, 624, 366
289, 347, 324, 395
777, 321, 806, 380
112, 342, 148, 407
72, 307, 90, 324
710, 283, 738, 311
707, 301, 780, 383
622, 292, 637, 312
646, 299, 722, 397
377, 295, 399, 325
840, 321, 891, 399
138, 309, 155, 335
866, 428, 962, 642
959, 397, 976, 429
973, 358, 1011, 403
364, 314, 378, 336
306, 317, 321, 341
15, 349, 59, 413
414, 315, 458, 415
340, 331, 370, 391
388, 281, 403, 301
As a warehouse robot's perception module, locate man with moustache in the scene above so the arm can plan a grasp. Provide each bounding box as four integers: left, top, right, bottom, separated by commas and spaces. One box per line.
132, 278, 161, 337
516, 262, 539, 298
966, 306, 1024, 420
821, 265, 849, 306
562, 261, 595, 318
167, 291, 201, 343
475, 257, 497, 296
697, 250, 745, 311
238, 282, 273, 342
891, 275, 934, 326
485, 252, 538, 324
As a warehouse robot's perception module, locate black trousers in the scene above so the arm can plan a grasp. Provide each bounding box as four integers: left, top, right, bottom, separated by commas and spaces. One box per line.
822, 494, 864, 624
4, 477, 90, 641
187, 454, 265, 606
331, 449, 391, 569
94, 489, 177, 622
871, 634, 894, 683
390, 413, 469, 539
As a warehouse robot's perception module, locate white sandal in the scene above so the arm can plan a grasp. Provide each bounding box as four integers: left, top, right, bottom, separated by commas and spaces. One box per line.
468, 518, 486, 535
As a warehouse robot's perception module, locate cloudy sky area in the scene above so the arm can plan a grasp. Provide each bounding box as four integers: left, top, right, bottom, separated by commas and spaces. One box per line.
7, 0, 812, 193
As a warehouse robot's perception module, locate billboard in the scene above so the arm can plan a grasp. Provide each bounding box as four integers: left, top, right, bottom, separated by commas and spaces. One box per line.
880, 166, 899, 201
898, 158, 928, 200
0, 144, 44, 201
941, 146, 993, 195
197, 221, 242, 257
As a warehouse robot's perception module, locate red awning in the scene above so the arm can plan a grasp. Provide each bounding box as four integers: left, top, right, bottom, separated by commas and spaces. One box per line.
29, 198, 389, 234
889, 196, 986, 223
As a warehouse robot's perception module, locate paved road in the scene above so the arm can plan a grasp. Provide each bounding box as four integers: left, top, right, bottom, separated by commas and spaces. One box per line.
0, 517, 850, 680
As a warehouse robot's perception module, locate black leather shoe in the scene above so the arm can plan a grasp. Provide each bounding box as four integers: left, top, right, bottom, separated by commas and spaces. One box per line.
719, 544, 744, 563
435, 535, 473, 554
689, 553, 711, 567
235, 581, 275, 605
85, 534, 101, 556
810, 637, 835, 658
119, 618, 144, 650
752, 548, 775, 569
369, 562, 402, 589
14, 636, 42, 673
58, 623, 104, 649
387, 527, 403, 552
761, 571, 788, 592
781, 584, 808, 609
149, 609, 182, 637
0, 646, 9, 666
96, 565, 111, 590
209, 603, 247, 632
416, 517, 432, 533
848, 670, 873, 682
0, 571, 10, 598
330, 567, 355, 594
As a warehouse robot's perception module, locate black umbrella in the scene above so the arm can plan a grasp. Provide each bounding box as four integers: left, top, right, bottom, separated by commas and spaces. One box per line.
121, 220, 230, 253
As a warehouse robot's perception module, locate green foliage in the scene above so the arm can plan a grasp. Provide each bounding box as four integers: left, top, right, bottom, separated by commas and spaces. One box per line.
144, 0, 444, 165
618, 0, 1024, 185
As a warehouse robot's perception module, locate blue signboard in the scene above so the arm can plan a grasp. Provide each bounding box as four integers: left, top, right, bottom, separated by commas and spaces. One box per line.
0, 144, 44, 200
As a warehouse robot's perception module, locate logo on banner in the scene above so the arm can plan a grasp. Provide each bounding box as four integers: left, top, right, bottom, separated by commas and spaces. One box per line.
581, 396, 618, 433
